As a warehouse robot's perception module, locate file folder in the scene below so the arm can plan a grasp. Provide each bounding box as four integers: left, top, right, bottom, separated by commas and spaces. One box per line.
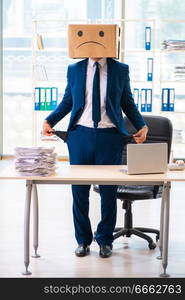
146, 88, 152, 112
40, 88, 46, 111
145, 27, 151, 50
34, 87, 40, 110
133, 88, 139, 108
147, 58, 153, 81
161, 88, 169, 111
51, 87, 58, 110
45, 88, 52, 110
141, 88, 146, 112
168, 88, 175, 111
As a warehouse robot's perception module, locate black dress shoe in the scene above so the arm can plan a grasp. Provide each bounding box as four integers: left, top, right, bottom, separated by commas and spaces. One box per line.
75, 245, 90, 257
99, 245, 112, 258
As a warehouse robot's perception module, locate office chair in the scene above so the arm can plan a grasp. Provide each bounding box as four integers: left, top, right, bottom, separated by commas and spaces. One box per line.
93, 115, 173, 249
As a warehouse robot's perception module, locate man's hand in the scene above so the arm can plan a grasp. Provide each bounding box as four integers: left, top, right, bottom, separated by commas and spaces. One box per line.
42, 120, 54, 136
133, 126, 148, 144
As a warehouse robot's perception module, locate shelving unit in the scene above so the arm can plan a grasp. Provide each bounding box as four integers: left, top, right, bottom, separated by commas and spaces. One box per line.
159, 20, 185, 158
32, 19, 91, 156
31, 18, 185, 158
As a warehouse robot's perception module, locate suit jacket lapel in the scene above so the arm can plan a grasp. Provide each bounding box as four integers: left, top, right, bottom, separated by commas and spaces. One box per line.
106, 58, 114, 100
78, 58, 88, 107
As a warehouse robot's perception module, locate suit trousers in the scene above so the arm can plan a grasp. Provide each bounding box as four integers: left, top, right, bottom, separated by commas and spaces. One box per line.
67, 125, 125, 246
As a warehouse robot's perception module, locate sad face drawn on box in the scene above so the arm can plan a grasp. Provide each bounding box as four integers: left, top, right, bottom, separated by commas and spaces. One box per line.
68, 24, 120, 58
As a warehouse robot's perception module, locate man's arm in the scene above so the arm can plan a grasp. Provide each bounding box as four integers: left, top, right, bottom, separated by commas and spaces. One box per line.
42, 66, 73, 136
121, 66, 148, 143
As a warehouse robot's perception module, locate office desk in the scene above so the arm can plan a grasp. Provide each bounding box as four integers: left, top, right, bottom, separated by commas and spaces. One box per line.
0, 161, 184, 277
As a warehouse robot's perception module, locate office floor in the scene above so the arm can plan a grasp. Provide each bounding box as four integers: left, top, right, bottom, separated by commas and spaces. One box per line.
0, 176, 185, 278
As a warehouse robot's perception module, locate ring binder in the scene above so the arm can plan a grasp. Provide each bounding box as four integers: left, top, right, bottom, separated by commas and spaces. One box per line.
168, 88, 175, 111
141, 88, 146, 112
40, 88, 46, 111
161, 88, 175, 111
141, 88, 152, 112
133, 88, 139, 108
145, 26, 151, 50
45, 88, 52, 111
34, 87, 40, 111
146, 88, 152, 112
147, 58, 153, 81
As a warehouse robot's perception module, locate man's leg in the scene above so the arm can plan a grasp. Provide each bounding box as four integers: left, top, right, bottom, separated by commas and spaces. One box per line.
95, 128, 125, 249
72, 184, 92, 245
67, 126, 96, 247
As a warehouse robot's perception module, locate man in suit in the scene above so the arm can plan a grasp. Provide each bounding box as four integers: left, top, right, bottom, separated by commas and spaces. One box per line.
43, 25, 148, 258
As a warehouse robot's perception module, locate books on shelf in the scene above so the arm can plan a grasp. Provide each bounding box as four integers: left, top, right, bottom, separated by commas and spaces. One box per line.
34, 87, 58, 111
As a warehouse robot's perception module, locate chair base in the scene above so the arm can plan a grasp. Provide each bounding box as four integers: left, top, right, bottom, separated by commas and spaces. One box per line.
113, 226, 159, 249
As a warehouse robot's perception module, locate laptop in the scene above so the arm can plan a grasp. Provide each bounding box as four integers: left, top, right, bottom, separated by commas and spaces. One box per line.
126, 143, 168, 175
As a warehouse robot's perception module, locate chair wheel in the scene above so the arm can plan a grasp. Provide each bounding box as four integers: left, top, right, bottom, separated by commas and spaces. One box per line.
149, 242, 156, 250
156, 234, 160, 242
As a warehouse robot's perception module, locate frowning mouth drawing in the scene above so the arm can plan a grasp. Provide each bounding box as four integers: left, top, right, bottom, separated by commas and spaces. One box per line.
76, 41, 106, 49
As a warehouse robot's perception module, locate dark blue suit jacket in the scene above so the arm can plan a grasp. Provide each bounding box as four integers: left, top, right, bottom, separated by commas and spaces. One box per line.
46, 58, 146, 135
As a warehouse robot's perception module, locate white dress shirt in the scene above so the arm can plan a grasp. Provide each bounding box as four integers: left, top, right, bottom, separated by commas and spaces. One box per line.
77, 58, 115, 128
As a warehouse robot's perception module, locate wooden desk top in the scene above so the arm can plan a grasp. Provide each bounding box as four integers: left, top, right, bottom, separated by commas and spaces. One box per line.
1, 160, 185, 183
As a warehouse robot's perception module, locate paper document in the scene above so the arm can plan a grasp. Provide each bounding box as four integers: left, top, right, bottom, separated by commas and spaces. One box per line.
14, 147, 57, 176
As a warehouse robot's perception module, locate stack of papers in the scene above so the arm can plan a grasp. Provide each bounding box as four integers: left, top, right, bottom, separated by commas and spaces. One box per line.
14, 146, 57, 176
162, 40, 185, 50
174, 65, 185, 80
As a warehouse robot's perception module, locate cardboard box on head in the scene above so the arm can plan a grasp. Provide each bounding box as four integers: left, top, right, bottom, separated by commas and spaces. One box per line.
68, 24, 120, 59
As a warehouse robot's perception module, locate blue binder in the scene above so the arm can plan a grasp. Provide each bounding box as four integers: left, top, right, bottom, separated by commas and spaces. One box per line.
133, 88, 139, 108
34, 87, 40, 110
146, 89, 152, 112
147, 58, 153, 81
145, 27, 151, 50
141, 89, 147, 112
161, 88, 169, 111
45, 88, 52, 110
40, 88, 46, 111
51, 87, 58, 110
168, 88, 175, 111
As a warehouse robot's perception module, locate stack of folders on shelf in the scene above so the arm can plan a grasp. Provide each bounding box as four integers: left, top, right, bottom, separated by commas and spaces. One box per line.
174, 64, 185, 80
34, 87, 58, 111
133, 88, 152, 112
14, 147, 57, 176
162, 40, 185, 50
161, 88, 175, 111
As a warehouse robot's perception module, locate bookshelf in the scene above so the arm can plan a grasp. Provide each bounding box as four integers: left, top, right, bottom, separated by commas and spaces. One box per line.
31, 19, 90, 156
31, 18, 185, 159
159, 20, 185, 158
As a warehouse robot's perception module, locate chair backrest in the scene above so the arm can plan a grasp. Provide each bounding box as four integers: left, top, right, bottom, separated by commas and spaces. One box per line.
122, 115, 173, 165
